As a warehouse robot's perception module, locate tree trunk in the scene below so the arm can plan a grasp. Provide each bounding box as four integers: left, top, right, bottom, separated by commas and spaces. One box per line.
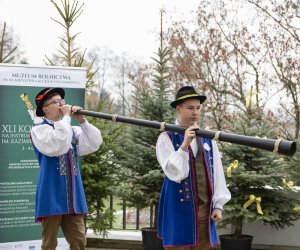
153, 204, 158, 230
234, 219, 243, 238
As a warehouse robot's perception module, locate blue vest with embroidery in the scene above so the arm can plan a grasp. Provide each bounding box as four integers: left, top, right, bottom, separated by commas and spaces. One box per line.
158, 132, 218, 247
32, 120, 88, 222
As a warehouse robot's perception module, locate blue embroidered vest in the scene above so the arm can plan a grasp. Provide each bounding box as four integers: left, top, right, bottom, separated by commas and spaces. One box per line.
158, 132, 219, 247
32, 120, 88, 222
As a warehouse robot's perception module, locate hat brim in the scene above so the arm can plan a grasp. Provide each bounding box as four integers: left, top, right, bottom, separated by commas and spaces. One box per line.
170, 95, 207, 108
36, 88, 65, 117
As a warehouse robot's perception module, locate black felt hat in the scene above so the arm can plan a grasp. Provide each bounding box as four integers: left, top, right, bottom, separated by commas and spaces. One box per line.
35, 87, 65, 117
170, 86, 207, 108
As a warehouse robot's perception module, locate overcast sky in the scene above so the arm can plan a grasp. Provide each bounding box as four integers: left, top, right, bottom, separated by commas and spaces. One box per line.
0, 0, 200, 65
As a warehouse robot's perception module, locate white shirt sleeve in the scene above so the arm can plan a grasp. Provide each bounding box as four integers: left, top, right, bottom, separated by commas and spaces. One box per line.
211, 141, 231, 210
156, 132, 190, 183
73, 119, 103, 156
31, 117, 102, 157
30, 116, 73, 157
156, 131, 231, 208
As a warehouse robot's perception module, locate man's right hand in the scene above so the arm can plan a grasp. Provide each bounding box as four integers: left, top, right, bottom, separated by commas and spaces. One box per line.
60, 105, 72, 116
181, 125, 199, 150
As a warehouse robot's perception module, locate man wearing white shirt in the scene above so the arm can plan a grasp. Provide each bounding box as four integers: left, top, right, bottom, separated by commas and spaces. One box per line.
30, 87, 102, 250
156, 86, 231, 250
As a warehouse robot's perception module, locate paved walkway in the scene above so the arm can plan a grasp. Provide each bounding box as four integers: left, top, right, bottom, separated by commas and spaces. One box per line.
86, 229, 143, 250
86, 229, 142, 241
0, 230, 142, 250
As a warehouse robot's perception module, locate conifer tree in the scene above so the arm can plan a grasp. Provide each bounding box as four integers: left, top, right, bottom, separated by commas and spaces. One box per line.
47, 0, 97, 88
81, 98, 126, 235
0, 21, 26, 63
287, 141, 300, 185
219, 108, 300, 238
48, 1, 123, 235
115, 11, 174, 229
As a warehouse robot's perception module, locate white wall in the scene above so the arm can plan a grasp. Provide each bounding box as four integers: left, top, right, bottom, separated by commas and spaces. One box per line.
243, 220, 300, 247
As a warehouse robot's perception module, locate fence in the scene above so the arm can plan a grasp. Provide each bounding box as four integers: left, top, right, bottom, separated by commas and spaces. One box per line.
89, 195, 155, 230
110, 195, 154, 230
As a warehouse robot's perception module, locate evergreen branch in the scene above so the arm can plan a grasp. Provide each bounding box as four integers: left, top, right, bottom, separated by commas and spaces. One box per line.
0, 22, 6, 61
50, 17, 66, 29
2, 47, 17, 62
43, 55, 55, 66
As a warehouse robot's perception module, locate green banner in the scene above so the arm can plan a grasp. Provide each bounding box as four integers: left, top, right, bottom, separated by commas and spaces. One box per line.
0, 64, 86, 243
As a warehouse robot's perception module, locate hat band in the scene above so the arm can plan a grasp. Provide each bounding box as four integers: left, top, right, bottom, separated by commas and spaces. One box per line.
36, 88, 53, 102
176, 94, 200, 101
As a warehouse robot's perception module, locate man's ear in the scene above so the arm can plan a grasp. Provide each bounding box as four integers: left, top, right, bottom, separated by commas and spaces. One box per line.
42, 106, 48, 114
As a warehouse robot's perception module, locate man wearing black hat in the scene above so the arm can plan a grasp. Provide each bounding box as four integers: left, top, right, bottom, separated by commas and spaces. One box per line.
156, 86, 231, 249
30, 88, 102, 250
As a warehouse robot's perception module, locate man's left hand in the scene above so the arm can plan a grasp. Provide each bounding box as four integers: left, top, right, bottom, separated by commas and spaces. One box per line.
71, 106, 85, 123
211, 209, 222, 223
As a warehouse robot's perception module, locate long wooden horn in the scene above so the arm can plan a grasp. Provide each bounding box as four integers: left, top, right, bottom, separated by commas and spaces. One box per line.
77, 110, 297, 156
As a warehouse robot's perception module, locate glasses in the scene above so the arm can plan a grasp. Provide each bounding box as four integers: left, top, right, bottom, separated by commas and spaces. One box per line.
44, 99, 65, 107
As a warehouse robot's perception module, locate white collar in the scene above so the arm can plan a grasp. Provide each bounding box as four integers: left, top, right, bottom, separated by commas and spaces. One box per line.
44, 118, 55, 124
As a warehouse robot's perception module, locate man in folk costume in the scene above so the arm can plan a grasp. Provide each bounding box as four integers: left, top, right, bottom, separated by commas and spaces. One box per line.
30, 88, 102, 250
156, 86, 231, 250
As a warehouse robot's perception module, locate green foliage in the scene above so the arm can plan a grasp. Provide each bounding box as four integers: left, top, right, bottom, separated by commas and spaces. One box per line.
285, 139, 300, 186
81, 98, 126, 235
47, 0, 98, 89
114, 47, 174, 229
219, 111, 300, 238
47, 0, 84, 66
